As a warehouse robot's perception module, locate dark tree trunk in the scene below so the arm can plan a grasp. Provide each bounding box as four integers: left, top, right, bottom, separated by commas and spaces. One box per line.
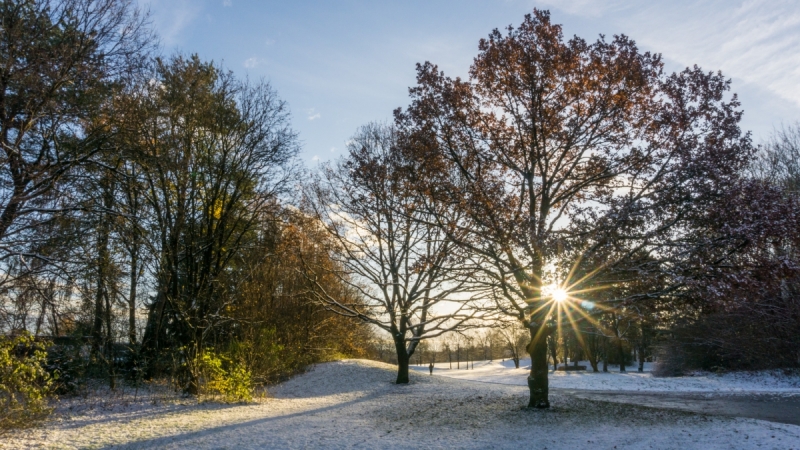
602, 337, 609, 372
92, 268, 105, 358
128, 249, 139, 346
526, 325, 550, 409
394, 338, 410, 384
92, 174, 113, 360
588, 348, 599, 372
638, 321, 649, 373
140, 292, 167, 378
638, 347, 645, 372
548, 335, 558, 369
105, 289, 116, 389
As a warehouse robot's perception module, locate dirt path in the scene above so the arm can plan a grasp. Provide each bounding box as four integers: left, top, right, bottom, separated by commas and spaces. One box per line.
559, 389, 800, 426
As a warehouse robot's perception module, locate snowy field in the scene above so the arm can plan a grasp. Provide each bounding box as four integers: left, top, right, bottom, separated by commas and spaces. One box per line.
412, 358, 800, 393
4, 359, 800, 449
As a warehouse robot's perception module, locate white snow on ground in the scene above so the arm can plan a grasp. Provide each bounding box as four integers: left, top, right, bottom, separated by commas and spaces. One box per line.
412, 358, 800, 393
4, 359, 800, 449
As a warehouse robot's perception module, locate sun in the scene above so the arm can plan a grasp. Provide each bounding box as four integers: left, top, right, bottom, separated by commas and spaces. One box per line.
543, 283, 569, 303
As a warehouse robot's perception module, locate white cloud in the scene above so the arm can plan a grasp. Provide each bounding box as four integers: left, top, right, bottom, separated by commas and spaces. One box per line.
538, 0, 800, 108
626, 0, 800, 107
307, 108, 321, 121
243, 57, 264, 68
330, 147, 337, 153
265, 39, 276, 46
312, 155, 320, 161
223, 0, 232, 6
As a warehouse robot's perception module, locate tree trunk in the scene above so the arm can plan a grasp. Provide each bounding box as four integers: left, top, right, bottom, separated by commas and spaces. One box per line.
128, 248, 139, 346
602, 337, 609, 372
526, 325, 550, 409
92, 173, 113, 360
617, 337, 626, 373
548, 335, 558, 369
105, 289, 116, 390
638, 341, 646, 373
394, 338, 410, 384
638, 321, 649, 373
92, 265, 105, 358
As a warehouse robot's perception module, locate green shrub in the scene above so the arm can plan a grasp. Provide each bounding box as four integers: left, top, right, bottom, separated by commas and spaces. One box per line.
196, 350, 252, 403
0, 333, 55, 432
227, 328, 286, 384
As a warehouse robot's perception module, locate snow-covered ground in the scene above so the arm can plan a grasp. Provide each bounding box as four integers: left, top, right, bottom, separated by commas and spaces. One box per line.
411, 358, 800, 393
5, 360, 800, 449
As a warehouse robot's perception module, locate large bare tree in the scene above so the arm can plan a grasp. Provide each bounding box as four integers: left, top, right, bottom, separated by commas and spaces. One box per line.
396, 10, 752, 407
305, 123, 488, 383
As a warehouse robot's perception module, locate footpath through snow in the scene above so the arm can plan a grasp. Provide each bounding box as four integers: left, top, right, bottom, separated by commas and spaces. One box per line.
412, 358, 800, 393
4, 359, 800, 449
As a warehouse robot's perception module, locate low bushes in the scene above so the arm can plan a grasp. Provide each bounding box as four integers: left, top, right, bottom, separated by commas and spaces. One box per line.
0, 333, 55, 432
196, 350, 253, 403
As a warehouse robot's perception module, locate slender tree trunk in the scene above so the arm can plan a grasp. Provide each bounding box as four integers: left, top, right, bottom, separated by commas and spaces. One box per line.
92, 175, 112, 359
128, 247, 139, 346
638, 321, 648, 373
548, 335, 558, 369
602, 337, 609, 372
588, 345, 599, 372
638, 345, 645, 372
92, 268, 105, 358
612, 315, 626, 373
105, 289, 116, 389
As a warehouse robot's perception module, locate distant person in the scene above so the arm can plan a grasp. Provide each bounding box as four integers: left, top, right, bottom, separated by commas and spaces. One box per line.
429, 362, 434, 375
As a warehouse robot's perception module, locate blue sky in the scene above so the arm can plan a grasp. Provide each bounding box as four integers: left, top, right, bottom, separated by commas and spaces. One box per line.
139, 0, 800, 165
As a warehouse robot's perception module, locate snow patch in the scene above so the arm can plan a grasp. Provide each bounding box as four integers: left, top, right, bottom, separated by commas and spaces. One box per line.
413, 358, 800, 393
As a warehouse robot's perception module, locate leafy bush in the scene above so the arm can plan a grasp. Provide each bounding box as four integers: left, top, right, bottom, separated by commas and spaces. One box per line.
227, 328, 287, 384
0, 333, 55, 432
196, 350, 252, 403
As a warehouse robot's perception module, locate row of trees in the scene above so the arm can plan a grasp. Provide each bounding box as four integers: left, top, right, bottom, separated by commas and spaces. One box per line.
370, 324, 632, 372
0, 0, 374, 400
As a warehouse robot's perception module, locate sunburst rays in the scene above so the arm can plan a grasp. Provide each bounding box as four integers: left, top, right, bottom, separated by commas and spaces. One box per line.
538, 277, 617, 355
